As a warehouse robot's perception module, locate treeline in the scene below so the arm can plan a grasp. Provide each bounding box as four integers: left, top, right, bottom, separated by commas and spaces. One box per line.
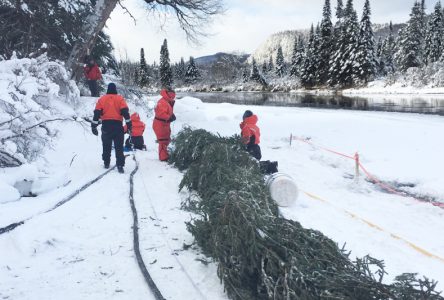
251, 0, 444, 88
153, 0, 444, 90
121, 39, 201, 89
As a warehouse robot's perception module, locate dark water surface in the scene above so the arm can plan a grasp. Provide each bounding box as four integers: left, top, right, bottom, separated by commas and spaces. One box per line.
179, 92, 444, 116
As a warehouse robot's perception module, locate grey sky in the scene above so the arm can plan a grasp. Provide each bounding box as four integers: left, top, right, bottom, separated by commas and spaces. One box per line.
106, 0, 438, 63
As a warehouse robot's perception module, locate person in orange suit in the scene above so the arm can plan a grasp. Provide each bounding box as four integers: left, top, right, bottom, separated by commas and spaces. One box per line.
83, 57, 102, 97
91, 83, 131, 173
152, 89, 176, 161
124, 112, 146, 150
240, 110, 262, 160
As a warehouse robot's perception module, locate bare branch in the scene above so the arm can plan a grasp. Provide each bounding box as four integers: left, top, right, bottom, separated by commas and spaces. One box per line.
0, 150, 23, 168
1, 117, 77, 142
142, 0, 225, 44
118, 0, 137, 25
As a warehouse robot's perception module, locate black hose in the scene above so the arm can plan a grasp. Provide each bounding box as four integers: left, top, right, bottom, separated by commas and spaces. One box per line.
129, 155, 166, 300
0, 166, 117, 235
129, 156, 166, 299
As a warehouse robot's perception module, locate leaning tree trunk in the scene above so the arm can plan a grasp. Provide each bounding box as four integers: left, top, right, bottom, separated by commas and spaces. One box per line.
66, 0, 119, 81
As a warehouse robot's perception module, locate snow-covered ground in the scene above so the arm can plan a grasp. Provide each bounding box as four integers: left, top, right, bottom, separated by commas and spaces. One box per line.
1, 95, 444, 299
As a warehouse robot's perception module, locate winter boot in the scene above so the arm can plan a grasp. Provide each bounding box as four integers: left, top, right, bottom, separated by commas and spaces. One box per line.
117, 166, 124, 174
104, 163, 110, 169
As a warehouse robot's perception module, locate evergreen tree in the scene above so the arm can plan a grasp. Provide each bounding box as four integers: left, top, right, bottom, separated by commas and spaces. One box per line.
262, 61, 268, 75
329, 0, 359, 87
275, 45, 286, 77
382, 22, 396, 74
175, 57, 186, 82
301, 25, 318, 87
250, 58, 267, 86
376, 37, 384, 58
290, 37, 305, 77
159, 39, 173, 89
313, 25, 323, 84
250, 58, 260, 81
395, 2, 424, 71
242, 67, 249, 83
354, 0, 377, 84
138, 48, 150, 87
185, 56, 200, 84
336, 0, 344, 19
318, 0, 333, 84
424, 2, 444, 64
268, 56, 274, 73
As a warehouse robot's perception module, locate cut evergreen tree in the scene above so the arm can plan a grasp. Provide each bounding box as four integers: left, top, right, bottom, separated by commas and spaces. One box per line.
275, 45, 286, 77
170, 127, 444, 300
159, 39, 173, 89
354, 0, 377, 84
185, 56, 200, 84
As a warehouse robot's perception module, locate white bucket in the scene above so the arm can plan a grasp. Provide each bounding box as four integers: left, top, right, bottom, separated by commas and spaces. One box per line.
266, 173, 298, 207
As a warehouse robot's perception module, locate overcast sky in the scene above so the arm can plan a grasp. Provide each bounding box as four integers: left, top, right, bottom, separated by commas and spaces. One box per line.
106, 0, 438, 63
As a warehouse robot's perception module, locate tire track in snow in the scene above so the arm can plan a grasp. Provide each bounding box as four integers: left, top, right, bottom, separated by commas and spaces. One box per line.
135, 153, 208, 300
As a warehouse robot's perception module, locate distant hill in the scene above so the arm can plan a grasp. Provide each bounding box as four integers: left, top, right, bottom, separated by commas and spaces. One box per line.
250, 30, 308, 64
195, 52, 250, 66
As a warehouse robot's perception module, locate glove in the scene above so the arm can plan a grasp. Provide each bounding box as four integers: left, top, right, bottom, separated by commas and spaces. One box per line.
91, 124, 98, 136
169, 114, 176, 122
126, 121, 133, 132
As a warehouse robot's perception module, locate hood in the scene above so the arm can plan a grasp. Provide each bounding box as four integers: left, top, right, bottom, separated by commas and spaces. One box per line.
106, 83, 118, 95
131, 113, 141, 122
160, 89, 176, 102
242, 114, 258, 125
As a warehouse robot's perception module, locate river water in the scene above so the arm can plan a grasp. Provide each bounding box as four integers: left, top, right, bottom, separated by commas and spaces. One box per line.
179, 92, 444, 116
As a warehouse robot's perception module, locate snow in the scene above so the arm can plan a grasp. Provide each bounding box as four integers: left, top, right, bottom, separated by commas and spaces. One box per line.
1, 92, 444, 298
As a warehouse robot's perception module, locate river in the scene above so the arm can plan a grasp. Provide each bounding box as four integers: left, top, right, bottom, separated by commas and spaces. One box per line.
178, 92, 444, 116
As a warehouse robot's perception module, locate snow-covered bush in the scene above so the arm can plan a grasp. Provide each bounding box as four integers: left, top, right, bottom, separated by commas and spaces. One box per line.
384, 62, 444, 89
0, 54, 79, 164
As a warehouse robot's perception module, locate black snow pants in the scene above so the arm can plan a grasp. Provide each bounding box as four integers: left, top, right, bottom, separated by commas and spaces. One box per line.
102, 121, 125, 167
125, 136, 145, 150
247, 143, 262, 160
87, 80, 100, 97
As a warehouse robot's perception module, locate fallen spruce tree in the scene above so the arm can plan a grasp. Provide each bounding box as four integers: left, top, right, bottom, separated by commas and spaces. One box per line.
169, 127, 443, 300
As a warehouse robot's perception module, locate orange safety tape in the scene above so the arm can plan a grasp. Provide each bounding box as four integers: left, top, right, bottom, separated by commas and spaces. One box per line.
302, 190, 444, 263
293, 136, 444, 209
293, 137, 356, 160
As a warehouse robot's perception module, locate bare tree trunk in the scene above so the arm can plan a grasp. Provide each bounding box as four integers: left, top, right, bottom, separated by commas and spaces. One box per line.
66, 0, 119, 81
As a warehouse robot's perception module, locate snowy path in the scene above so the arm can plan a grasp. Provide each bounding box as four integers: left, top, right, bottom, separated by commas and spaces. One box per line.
0, 159, 156, 300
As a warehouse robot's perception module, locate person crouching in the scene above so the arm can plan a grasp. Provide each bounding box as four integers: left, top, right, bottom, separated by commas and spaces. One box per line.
91, 83, 132, 174
240, 110, 262, 160
152, 89, 176, 161
124, 112, 146, 150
